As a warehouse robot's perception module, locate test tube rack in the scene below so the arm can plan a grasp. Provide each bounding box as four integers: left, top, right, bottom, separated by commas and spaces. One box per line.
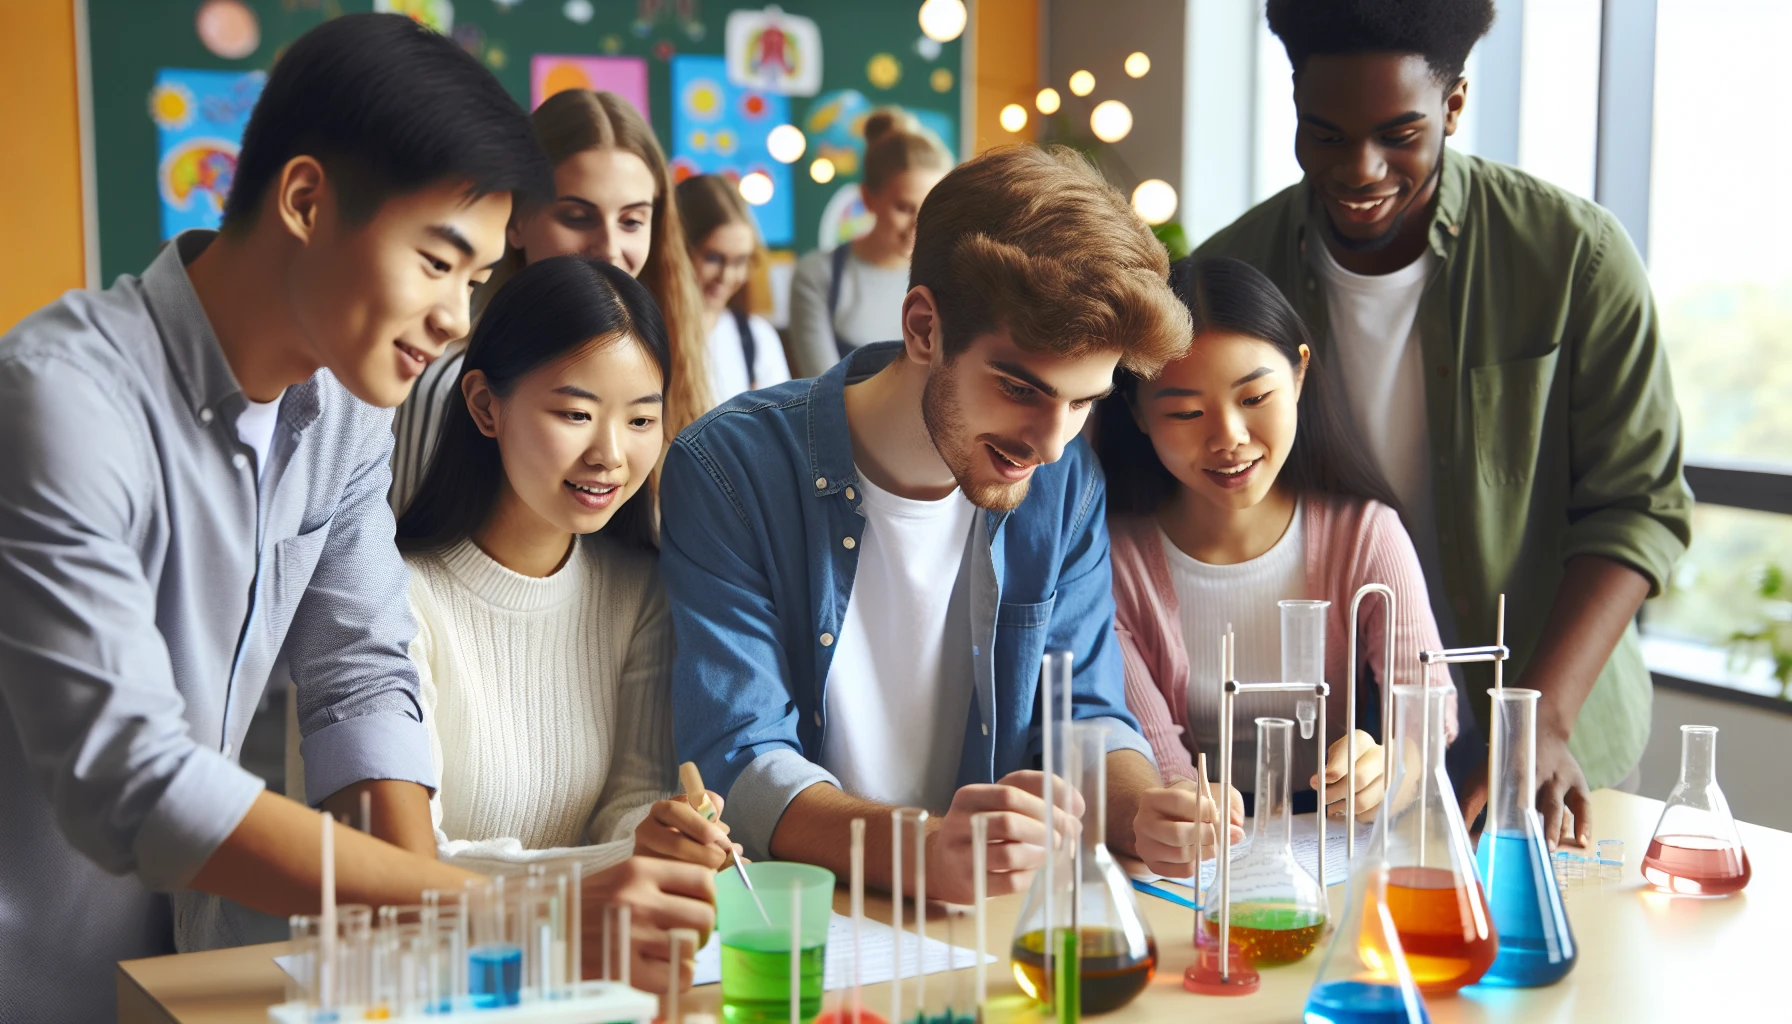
266, 981, 657, 1023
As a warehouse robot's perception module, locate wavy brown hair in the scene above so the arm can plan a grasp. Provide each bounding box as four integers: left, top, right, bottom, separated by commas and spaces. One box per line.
674, 173, 762, 315
475, 90, 712, 436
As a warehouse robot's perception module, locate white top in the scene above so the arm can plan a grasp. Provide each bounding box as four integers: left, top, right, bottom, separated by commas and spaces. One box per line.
389, 347, 466, 514
1162, 503, 1307, 789
235, 391, 284, 486
786, 246, 912, 378
1310, 239, 1451, 634
707, 311, 792, 401
405, 534, 676, 875
818, 468, 978, 812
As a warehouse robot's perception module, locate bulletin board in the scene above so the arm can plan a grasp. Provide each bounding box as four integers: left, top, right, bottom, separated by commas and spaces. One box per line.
86, 0, 964, 285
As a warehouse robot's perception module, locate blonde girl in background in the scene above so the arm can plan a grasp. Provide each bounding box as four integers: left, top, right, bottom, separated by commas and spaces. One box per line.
391, 89, 712, 510
674, 173, 791, 402
785, 108, 950, 378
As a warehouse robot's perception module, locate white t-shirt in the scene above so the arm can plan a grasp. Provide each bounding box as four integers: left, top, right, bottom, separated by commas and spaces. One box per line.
235, 391, 285, 487
1310, 240, 1452, 636
707, 311, 792, 402
1162, 503, 1309, 788
818, 468, 978, 812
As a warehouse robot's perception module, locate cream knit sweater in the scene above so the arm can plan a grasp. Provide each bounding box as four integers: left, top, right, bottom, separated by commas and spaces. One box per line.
404, 534, 676, 875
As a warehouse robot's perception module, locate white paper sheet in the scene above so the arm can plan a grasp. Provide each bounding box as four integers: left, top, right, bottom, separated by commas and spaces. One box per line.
693, 911, 996, 988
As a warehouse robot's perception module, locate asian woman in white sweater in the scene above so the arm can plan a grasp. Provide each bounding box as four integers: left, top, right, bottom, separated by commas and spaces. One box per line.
394, 255, 724, 992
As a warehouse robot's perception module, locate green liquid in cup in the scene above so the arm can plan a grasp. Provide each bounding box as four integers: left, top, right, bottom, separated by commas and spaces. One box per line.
720, 929, 825, 1024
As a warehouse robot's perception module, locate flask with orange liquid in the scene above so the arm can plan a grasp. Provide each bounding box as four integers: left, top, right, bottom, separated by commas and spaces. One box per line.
1374, 682, 1497, 993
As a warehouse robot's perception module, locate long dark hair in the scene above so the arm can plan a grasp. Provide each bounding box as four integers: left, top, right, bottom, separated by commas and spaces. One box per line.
397, 255, 671, 553
1095, 255, 1402, 517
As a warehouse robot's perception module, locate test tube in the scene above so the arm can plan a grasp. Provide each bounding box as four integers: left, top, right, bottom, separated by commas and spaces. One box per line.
319, 813, 336, 1017
667, 927, 698, 1024
790, 886, 803, 1024
971, 811, 992, 1009
1597, 840, 1625, 885
891, 807, 930, 1024
568, 860, 583, 996
287, 914, 318, 1009
851, 817, 866, 1024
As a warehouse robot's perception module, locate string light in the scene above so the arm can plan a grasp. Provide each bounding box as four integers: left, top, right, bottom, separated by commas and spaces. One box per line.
1131, 179, 1177, 225
810, 158, 836, 184
917, 0, 967, 43
1069, 70, 1095, 96
739, 171, 774, 206
1090, 99, 1133, 143
1035, 87, 1061, 115
1125, 51, 1151, 78
999, 103, 1028, 133
766, 124, 806, 163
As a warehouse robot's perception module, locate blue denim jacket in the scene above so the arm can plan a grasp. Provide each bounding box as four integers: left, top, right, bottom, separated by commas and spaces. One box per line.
661, 342, 1153, 859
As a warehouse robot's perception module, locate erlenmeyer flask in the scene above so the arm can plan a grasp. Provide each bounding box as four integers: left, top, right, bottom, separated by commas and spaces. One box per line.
1474, 688, 1575, 986
1010, 721, 1156, 1014
1376, 683, 1496, 993
1642, 725, 1752, 896
1303, 855, 1430, 1024
1202, 717, 1325, 965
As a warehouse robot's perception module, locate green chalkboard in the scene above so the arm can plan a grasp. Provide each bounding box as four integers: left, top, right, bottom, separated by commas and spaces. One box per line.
88, 0, 962, 285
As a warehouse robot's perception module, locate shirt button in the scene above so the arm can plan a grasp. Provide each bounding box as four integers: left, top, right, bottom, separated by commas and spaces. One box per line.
845, 487, 856, 501
221, 741, 233, 758
198, 408, 214, 425
981, 723, 989, 736
232, 453, 249, 470
1447, 223, 1461, 237
820, 632, 834, 647
815, 477, 828, 490
842, 536, 856, 550
814, 711, 823, 727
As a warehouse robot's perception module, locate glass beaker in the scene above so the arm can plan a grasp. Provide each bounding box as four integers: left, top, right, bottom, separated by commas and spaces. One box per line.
1010, 721, 1156, 1015
1202, 717, 1326, 965
719, 862, 833, 1024
1377, 683, 1496, 993
1302, 855, 1430, 1024
1473, 688, 1575, 986
1642, 725, 1752, 896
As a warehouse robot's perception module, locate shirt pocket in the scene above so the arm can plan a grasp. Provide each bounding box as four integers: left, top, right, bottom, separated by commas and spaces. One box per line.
1468, 350, 1558, 487
995, 593, 1058, 691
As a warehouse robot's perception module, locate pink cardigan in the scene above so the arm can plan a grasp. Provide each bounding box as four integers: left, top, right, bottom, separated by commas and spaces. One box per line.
1110, 496, 1456, 785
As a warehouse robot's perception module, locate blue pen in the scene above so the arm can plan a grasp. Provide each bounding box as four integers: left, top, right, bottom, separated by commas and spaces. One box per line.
1131, 878, 1199, 910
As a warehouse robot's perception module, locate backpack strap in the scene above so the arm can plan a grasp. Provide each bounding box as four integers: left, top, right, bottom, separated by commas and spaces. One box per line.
828, 243, 853, 358
730, 307, 758, 389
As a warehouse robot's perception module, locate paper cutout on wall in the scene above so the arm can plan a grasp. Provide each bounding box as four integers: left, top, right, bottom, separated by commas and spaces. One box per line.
724, 5, 821, 97
530, 55, 650, 118
152, 69, 266, 240
803, 90, 958, 183
374, 0, 454, 35
671, 55, 792, 246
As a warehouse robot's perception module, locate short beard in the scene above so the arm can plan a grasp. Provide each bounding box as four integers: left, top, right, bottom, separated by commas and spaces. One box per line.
921, 362, 1030, 513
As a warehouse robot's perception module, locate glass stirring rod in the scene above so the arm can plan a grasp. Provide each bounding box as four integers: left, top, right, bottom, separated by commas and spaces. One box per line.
680, 761, 772, 925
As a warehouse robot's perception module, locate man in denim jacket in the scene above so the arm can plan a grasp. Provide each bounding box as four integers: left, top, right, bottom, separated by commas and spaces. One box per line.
662, 147, 1200, 902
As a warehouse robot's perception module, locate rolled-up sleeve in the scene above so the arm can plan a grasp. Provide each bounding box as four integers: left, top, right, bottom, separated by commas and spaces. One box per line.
660, 438, 834, 861
1562, 211, 1693, 594
0, 354, 263, 891
286, 422, 435, 803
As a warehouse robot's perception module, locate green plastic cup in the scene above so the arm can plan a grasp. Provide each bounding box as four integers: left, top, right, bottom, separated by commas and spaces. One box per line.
718, 862, 834, 1024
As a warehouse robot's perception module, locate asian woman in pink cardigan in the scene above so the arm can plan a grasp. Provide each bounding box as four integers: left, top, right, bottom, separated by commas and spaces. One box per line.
1100, 256, 1455, 879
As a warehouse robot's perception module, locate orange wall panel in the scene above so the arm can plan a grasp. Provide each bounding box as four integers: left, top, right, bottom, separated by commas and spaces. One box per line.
0, 0, 86, 332
972, 0, 1040, 154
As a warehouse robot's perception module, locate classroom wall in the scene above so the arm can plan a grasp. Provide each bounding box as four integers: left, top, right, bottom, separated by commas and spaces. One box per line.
970, 0, 1041, 153
0, 0, 87, 332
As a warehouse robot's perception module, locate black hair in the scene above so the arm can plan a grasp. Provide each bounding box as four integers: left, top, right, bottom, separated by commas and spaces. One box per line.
1265, 0, 1495, 83
397, 256, 671, 553
1095, 256, 1403, 518
223, 13, 551, 228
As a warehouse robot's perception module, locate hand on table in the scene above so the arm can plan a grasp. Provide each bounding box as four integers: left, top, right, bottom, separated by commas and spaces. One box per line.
925, 770, 1083, 904
1312, 730, 1388, 820
582, 855, 717, 994
1131, 779, 1245, 879
1460, 724, 1591, 849
635, 791, 734, 870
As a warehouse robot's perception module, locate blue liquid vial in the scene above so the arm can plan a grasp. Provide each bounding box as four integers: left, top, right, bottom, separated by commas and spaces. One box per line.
1304, 980, 1431, 1024
1475, 829, 1576, 986
469, 943, 523, 1008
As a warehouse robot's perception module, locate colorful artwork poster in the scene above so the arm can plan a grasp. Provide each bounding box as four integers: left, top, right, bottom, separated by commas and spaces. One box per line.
724, 6, 822, 97
670, 55, 792, 246
150, 68, 265, 240
530, 54, 650, 119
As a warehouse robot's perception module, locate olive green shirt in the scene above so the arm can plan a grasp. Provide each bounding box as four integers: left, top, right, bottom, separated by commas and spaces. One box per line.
1195, 151, 1693, 788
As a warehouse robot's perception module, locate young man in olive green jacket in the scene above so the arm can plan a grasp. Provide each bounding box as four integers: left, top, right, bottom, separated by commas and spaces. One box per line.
1197, 0, 1692, 847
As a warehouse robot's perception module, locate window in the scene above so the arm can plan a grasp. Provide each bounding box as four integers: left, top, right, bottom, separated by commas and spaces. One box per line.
1516, 0, 1600, 200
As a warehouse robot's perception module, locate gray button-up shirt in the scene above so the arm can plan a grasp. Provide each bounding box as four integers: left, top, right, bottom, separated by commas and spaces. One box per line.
0, 231, 433, 1023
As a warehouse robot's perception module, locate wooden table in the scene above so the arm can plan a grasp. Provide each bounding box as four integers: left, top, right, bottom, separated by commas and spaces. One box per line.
119, 791, 1786, 1022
